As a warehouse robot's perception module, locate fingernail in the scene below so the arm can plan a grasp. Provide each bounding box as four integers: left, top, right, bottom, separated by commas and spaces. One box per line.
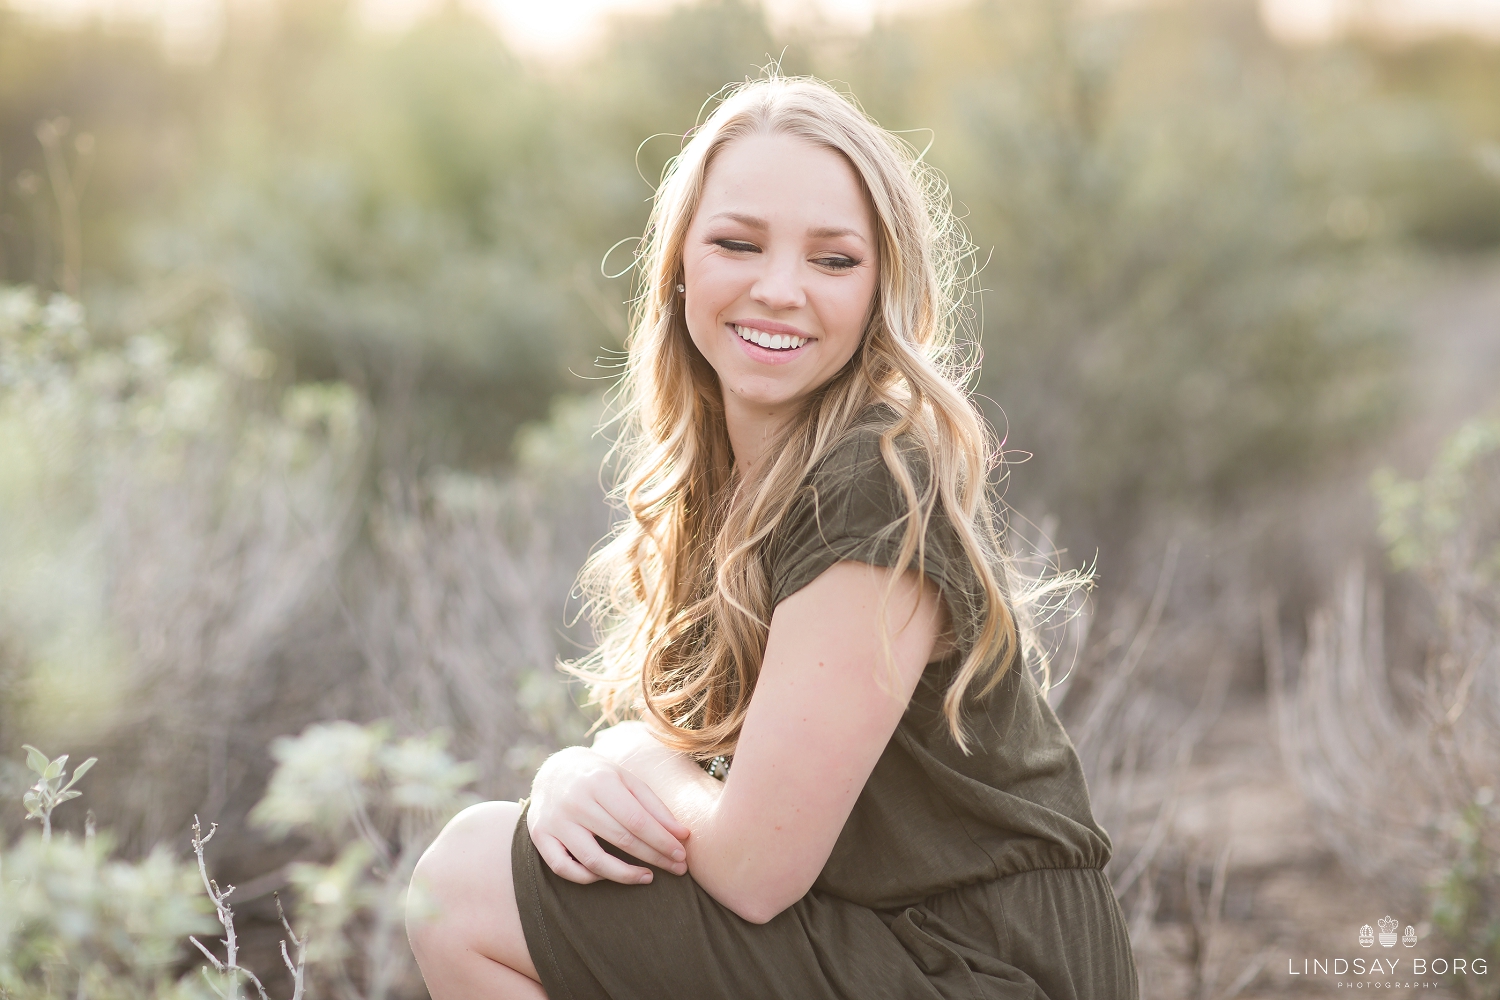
639, 872, 652, 884
672, 848, 685, 861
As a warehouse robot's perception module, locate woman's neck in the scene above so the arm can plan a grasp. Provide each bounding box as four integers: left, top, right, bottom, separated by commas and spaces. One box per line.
722, 394, 795, 481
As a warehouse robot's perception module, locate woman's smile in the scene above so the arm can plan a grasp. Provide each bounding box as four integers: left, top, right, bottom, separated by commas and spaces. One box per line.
728, 319, 814, 364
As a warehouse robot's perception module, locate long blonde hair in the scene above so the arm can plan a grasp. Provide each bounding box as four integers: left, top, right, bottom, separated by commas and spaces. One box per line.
572, 75, 1032, 757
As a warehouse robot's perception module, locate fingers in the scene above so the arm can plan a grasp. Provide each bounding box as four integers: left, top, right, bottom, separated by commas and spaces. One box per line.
592, 781, 688, 873
556, 826, 658, 885
619, 769, 693, 841
586, 807, 686, 875
533, 831, 600, 885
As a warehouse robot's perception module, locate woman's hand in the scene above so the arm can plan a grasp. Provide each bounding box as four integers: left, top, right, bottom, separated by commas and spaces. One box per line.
526, 741, 692, 885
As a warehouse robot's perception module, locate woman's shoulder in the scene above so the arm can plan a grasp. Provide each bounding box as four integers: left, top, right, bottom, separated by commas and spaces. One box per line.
769, 403, 963, 608
806, 402, 930, 494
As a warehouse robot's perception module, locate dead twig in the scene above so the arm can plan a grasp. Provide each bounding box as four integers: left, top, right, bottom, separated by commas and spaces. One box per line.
190, 815, 306, 1000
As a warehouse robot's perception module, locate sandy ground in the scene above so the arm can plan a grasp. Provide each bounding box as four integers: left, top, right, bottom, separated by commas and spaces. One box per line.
1127, 695, 1477, 999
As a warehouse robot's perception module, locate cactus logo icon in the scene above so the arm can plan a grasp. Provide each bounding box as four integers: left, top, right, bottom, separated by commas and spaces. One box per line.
1359, 925, 1375, 948
1378, 916, 1400, 947
1403, 925, 1418, 947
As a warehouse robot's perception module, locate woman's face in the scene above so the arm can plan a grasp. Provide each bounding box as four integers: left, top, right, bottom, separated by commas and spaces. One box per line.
681, 132, 879, 418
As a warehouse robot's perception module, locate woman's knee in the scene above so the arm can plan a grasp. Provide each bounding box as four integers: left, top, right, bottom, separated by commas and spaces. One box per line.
407, 800, 528, 963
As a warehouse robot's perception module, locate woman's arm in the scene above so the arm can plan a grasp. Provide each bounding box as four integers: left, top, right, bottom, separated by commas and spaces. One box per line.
598, 559, 942, 923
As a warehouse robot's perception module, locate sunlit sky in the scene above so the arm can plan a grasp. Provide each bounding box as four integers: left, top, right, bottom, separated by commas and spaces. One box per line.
10, 0, 1500, 60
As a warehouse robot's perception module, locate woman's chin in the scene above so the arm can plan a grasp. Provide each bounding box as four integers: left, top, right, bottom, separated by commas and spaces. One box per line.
724, 381, 814, 414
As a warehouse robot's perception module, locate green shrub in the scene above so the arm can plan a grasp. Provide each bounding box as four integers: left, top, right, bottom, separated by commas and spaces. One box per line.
1374, 413, 1500, 995
1, 747, 212, 1000
0, 721, 479, 1000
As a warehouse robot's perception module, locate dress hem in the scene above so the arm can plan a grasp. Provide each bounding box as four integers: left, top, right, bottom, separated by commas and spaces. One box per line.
513, 798, 575, 1000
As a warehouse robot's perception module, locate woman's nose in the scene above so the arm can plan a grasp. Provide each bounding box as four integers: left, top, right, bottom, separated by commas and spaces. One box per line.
750, 252, 806, 312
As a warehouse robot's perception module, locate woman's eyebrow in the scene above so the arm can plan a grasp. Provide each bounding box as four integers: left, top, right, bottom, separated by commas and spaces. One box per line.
708, 212, 867, 245
807, 225, 866, 244
708, 211, 768, 230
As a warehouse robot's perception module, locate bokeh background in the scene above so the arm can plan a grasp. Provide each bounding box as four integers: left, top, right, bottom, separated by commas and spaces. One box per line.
1, 0, 1498, 997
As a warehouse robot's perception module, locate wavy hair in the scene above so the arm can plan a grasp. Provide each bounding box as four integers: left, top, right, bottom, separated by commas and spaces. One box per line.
570, 75, 1053, 758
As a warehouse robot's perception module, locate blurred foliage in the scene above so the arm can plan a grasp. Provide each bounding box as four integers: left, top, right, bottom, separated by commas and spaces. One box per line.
1376, 412, 1500, 586
838, 0, 1412, 548
251, 722, 478, 840
1430, 790, 1500, 997
1, 724, 477, 999
1372, 413, 1500, 993
0, 284, 365, 842
0, 831, 212, 1000
249, 722, 478, 995
0, 282, 593, 866
4, 0, 1477, 506
1364, 37, 1500, 250
1, 745, 214, 1000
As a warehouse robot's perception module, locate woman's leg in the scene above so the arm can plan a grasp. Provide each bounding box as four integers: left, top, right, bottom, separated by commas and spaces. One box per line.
407, 800, 548, 1000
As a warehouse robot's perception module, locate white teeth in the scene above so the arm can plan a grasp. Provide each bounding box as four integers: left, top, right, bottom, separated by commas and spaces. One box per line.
734, 325, 806, 351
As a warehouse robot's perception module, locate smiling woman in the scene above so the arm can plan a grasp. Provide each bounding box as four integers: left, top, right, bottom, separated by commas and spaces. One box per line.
405, 75, 1138, 1000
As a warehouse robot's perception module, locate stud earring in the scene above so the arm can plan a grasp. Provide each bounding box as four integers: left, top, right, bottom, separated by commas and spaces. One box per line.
676, 283, 685, 294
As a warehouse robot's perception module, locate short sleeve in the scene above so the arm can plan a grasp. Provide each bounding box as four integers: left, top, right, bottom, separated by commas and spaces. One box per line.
765, 423, 987, 660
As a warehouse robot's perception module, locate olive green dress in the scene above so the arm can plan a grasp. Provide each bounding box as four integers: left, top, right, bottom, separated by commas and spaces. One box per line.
511, 408, 1139, 1000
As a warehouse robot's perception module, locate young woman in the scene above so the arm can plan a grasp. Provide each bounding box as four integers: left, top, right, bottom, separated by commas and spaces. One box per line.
406, 76, 1138, 1000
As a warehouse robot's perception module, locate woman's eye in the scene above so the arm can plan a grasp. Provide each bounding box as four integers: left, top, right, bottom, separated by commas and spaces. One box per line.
715, 239, 760, 253
816, 256, 860, 271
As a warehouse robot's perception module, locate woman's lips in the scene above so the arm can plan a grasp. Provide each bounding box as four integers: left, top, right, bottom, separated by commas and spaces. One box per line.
731, 322, 808, 351
727, 322, 810, 364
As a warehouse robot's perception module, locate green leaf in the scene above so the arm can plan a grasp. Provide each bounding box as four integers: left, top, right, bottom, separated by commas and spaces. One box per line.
63, 757, 96, 789
23, 745, 48, 775
23, 790, 39, 811
43, 755, 66, 780
56, 789, 81, 803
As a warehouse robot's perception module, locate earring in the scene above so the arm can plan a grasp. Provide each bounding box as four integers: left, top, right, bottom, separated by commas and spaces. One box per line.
676, 283, 685, 294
